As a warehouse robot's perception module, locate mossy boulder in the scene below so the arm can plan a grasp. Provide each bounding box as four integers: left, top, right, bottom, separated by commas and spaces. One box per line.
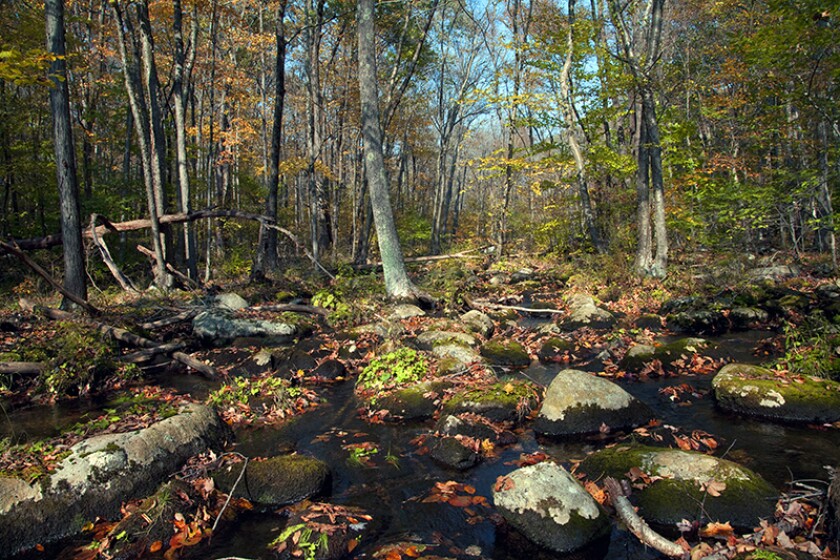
578, 444, 777, 529
730, 307, 770, 330
388, 304, 426, 320
442, 381, 539, 424
636, 313, 664, 330
214, 454, 330, 507
561, 295, 616, 331
618, 344, 656, 372
429, 436, 482, 471
534, 369, 652, 436
373, 381, 448, 421
712, 363, 840, 423
620, 338, 710, 373
493, 462, 609, 553
537, 337, 576, 363
480, 339, 530, 367
415, 330, 477, 351
460, 310, 495, 338
667, 309, 727, 335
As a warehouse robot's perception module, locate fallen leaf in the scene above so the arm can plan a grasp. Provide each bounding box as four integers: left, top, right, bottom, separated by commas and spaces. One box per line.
150, 541, 163, 553
700, 521, 734, 537
703, 480, 726, 497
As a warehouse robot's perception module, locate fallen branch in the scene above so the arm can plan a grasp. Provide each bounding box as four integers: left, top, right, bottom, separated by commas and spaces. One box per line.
354, 246, 490, 269
0, 362, 44, 376
139, 309, 199, 331
462, 293, 565, 315
0, 240, 100, 315
120, 342, 187, 364
172, 351, 217, 380
604, 477, 686, 558
90, 214, 139, 293
136, 245, 200, 289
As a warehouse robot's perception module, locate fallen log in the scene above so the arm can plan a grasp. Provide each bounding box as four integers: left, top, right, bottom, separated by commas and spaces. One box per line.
172, 352, 217, 379
604, 477, 686, 558
353, 246, 490, 270
120, 342, 187, 364
90, 214, 139, 293
0, 362, 44, 376
0, 240, 100, 315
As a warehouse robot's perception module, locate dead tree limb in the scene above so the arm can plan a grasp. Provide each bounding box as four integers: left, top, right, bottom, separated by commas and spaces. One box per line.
0, 362, 44, 376
249, 303, 330, 318
139, 309, 198, 331
354, 247, 489, 270
462, 292, 565, 315
120, 341, 187, 364
0, 240, 100, 315
136, 245, 199, 289
172, 352, 217, 379
90, 214, 139, 293
604, 477, 686, 558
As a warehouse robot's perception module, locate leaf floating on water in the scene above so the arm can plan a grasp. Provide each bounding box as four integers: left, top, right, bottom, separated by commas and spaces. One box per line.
699, 520, 733, 537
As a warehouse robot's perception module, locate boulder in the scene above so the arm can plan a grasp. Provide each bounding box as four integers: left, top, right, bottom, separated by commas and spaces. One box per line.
480, 339, 530, 367
749, 265, 800, 283
493, 462, 609, 553
389, 304, 426, 320
193, 310, 297, 346
214, 454, 330, 507
578, 444, 777, 529
436, 414, 517, 446
510, 268, 535, 283
618, 344, 656, 372
562, 295, 616, 331
730, 307, 770, 330
312, 359, 346, 380
619, 338, 710, 373
442, 381, 539, 424
430, 436, 481, 471
0, 404, 229, 556
415, 330, 477, 351
534, 369, 652, 436
374, 381, 447, 421
713, 363, 840, 423
667, 309, 727, 335
460, 310, 495, 338
636, 313, 664, 330
537, 337, 576, 363
214, 292, 249, 310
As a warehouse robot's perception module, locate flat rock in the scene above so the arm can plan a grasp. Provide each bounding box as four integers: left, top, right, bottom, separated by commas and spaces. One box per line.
442, 381, 539, 424
493, 462, 609, 553
0, 404, 229, 556
374, 381, 447, 421
713, 363, 840, 423
193, 310, 297, 345
389, 304, 426, 320
214, 292, 249, 310
667, 309, 727, 335
578, 444, 777, 529
415, 330, 477, 350
749, 265, 800, 282
562, 295, 615, 331
214, 454, 330, 507
480, 339, 530, 367
534, 369, 652, 435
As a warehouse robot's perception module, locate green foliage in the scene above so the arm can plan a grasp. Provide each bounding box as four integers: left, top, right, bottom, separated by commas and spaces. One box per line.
33, 322, 119, 396
356, 348, 428, 392
312, 289, 352, 324
395, 210, 432, 254
270, 522, 328, 560
208, 376, 295, 408
347, 444, 379, 466
774, 320, 840, 381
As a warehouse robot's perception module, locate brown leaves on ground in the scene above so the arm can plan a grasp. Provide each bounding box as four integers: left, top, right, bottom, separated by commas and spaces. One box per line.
418, 480, 489, 525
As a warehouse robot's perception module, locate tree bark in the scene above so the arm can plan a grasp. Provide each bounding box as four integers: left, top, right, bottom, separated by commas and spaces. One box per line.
357, 0, 425, 302
46, 0, 88, 309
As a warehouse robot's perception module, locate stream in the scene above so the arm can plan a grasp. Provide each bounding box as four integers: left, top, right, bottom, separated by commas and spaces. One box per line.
3, 327, 839, 560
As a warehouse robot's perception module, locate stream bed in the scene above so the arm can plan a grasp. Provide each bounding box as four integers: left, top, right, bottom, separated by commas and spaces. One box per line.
4, 328, 839, 560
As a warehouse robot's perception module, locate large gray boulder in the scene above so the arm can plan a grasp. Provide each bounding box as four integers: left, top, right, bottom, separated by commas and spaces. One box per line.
493, 462, 609, 553
534, 369, 652, 436
0, 404, 229, 556
193, 309, 298, 345
214, 454, 330, 507
578, 444, 777, 529
214, 292, 249, 310
713, 363, 840, 423
749, 265, 800, 283
460, 310, 495, 338
562, 294, 615, 331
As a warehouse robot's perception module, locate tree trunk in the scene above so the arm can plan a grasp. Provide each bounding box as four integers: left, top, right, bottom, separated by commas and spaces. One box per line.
46, 0, 87, 308
357, 0, 423, 302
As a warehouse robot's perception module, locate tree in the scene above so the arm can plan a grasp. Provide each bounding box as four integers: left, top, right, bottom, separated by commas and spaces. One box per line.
357, 0, 426, 302
45, 0, 87, 308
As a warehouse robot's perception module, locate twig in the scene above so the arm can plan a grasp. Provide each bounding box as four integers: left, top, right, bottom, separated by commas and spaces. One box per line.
212, 456, 249, 533
604, 476, 686, 558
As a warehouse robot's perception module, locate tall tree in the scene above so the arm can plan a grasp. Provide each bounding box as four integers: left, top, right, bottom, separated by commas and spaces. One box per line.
357, 0, 425, 302
45, 0, 87, 307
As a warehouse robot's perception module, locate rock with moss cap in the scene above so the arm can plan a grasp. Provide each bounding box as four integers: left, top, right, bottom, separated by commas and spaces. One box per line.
480, 339, 530, 367
578, 444, 777, 529
373, 381, 448, 421
534, 369, 652, 436
442, 381, 539, 424
493, 461, 609, 553
713, 363, 840, 423
389, 304, 426, 320
537, 337, 576, 363
214, 454, 330, 507
415, 330, 477, 351
619, 338, 710, 373
460, 310, 495, 338
561, 294, 616, 331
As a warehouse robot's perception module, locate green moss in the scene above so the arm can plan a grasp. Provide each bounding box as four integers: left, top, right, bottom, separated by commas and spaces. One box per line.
443, 380, 538, 423
436, 356, 463, 375
480, 340, 530, 366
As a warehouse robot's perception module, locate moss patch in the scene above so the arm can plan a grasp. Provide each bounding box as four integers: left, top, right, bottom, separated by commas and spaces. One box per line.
480, 340, 530, 367
443, 381, 539, 423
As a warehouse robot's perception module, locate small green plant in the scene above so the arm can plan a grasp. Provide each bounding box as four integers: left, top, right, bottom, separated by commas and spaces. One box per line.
774, 320, 840, 380
347, 444, 379, 467
207, 376, 291, 408
384, 447, 400, 469
356, 348, 428, 392
744, 551, 784, 560
270, 523, 328, 560
312, 289, 352, 324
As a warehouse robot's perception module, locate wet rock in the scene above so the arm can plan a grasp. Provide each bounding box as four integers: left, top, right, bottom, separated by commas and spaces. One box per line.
312, 359, 346, 380
460, 310, 495, 338
561, 295, 616, 331
712, 363, 840, 423
659, 296, 703, 315
430, 436, 481, 470
415, 330, 477, 351
534, 369, 652, 436
0, 404, 229, 556
578, 444, 777, 529
480, 339, 530, 367
442, 381, 539, 424
667, 309, 727, 335
636, 313, 664, 330
510, 268, 535, 283
389, 304, 426, 320
730, 307, 770, 330
619, 338, 710, 373
269, 501, 372, 560
214, 292, 249, 310
493, 462, 609, 553
749, 265, 800, 283
214, 454, 330, 507
436, 414, 517, 445
193, 310, 297, 346
375, 381, 448, 421
537, 337, 575, 363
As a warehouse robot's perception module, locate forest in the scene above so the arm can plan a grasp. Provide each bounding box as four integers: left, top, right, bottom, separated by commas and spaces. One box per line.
0, 1, 839, 560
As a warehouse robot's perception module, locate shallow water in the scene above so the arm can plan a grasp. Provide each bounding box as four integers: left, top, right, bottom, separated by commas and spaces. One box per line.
9, 328, 840, 560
